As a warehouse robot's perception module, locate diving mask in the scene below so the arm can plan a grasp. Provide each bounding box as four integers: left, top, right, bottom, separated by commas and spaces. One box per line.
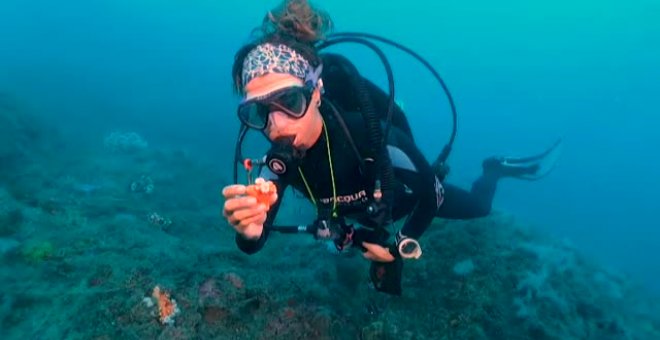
237, 86, 313, 130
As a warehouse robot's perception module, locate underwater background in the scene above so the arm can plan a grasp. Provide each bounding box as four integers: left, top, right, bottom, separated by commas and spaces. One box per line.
1, 0, 659, 339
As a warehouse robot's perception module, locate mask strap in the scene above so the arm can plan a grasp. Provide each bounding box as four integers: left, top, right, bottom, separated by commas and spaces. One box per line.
304, 64, 324, 90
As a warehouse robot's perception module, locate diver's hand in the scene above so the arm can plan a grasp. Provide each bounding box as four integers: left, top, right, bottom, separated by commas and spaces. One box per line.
222, 184, 277, 240
361, 242, 395, 262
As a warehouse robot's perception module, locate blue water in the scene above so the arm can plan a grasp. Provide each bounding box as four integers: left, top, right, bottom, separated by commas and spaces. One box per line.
1, 0, 658, 298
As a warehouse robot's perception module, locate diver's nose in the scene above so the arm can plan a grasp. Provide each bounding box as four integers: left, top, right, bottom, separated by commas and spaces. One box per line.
269, 110, 291, 125
265, 111, 283, 140
266, 111, 289, 134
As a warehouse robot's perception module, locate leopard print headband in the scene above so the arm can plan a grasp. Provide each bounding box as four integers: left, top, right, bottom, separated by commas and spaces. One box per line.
241, 43, 313, 88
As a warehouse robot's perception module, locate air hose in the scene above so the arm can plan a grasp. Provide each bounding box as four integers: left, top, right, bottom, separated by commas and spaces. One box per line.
317, 36, 397, 214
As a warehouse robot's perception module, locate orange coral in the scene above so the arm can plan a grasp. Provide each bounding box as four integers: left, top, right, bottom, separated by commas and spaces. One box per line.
152, 285, 180, 325
246, 178, 277, 209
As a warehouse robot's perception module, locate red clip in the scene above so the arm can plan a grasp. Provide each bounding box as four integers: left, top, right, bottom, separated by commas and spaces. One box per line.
243, 159, 253, 171
243, 159, 254, 184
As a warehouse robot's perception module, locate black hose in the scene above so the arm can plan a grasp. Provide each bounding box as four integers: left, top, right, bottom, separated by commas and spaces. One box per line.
233, 124, 249, 183
354, 61, 396, 197
317, 37, 396, 153
317, 37, 396, 199
328, 32, 458, 164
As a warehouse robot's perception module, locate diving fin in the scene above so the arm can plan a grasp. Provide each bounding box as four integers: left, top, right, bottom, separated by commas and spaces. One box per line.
483, 138, 563, 181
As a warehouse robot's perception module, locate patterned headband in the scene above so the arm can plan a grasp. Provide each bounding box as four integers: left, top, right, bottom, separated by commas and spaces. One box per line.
241, 43, 313, 88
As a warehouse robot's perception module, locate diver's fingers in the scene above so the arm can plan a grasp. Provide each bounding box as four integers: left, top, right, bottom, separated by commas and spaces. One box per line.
239, 222, 264, 240
362, 251, 378, 261
361, 242, 395, 262
222, 184, 247, 199
231, 204, 267, 224
237, 213, 268, 230
267, 192, 279, 207
225, 207, 258, 227
223, 195, 257, 217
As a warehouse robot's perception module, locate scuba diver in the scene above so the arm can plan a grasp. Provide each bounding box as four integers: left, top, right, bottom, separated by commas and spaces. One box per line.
222, 0, 560, 295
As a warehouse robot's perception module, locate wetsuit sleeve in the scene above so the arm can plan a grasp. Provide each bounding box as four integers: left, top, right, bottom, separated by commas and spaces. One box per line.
234, 168, 288, 254
387, 130, 439, 240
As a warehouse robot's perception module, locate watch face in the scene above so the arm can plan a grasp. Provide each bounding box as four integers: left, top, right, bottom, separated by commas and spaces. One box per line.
399, 239, 422, 259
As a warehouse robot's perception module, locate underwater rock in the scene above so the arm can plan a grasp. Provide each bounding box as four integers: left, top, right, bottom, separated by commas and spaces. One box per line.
130, 175, 154, 194
103, 131, 148, 153
361, 321, 384, 340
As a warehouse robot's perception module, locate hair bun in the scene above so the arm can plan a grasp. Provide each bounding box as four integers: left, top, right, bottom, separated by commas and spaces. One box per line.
263, 0, 333, 44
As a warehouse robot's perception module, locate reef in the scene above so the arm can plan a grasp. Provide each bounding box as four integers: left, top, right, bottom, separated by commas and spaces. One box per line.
1, 102, 658, 339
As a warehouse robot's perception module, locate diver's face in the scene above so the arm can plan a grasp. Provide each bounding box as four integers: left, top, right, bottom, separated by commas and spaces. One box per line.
243, 73, 323, 150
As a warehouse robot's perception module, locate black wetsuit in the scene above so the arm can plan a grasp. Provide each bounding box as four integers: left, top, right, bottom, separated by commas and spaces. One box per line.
235, 101, 498, 254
